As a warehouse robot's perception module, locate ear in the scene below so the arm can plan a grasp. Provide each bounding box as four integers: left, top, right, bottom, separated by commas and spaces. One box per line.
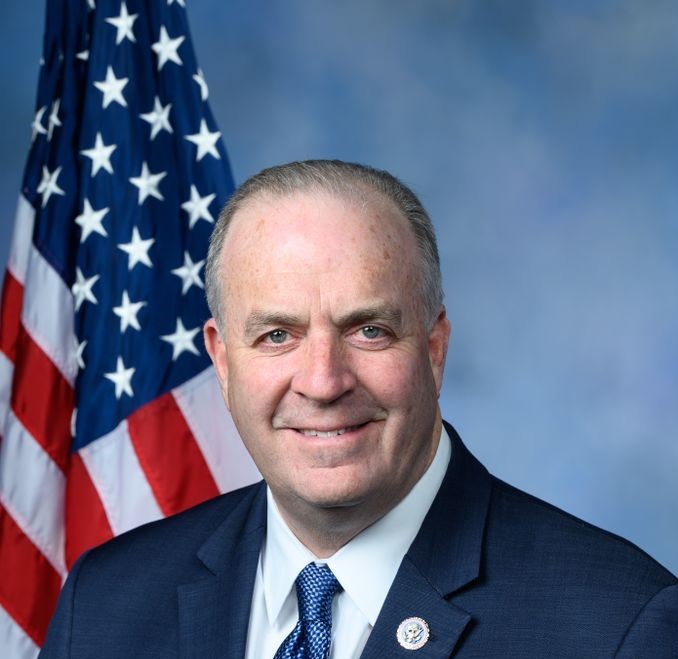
427, 306, 451, 395
203, 318, 230, 409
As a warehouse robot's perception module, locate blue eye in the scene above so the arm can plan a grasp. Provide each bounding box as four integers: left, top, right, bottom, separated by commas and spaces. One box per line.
361, 326, 381, 339
268, 329, 288, 344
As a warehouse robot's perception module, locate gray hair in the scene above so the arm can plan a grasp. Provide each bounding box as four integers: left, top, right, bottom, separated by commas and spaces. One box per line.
205, 160, 443, 330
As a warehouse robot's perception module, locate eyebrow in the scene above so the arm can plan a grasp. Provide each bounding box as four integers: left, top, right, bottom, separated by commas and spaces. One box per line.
243, 311, 303, 340
335, 305, 403, 330
242, 305, 403, 339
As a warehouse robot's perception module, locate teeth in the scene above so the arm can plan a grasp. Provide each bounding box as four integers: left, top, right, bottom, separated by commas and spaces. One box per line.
300, 425, 359, 437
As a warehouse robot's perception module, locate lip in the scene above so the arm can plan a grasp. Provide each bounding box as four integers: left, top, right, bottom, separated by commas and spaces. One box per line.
281, 419, 376, 438
294, 423, 365, 438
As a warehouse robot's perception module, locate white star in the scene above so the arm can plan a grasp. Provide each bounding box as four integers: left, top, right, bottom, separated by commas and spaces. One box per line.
171, 251, 205, 294
94, 66, 129, 109
167, 0, 186, 6
193, 68, 208, 101
151, 26, 185, 70
37, 165, 65, 207
161, 319, 200, 360
47, 99, 62, 141
181, 185, 216, 229
87, 0, 95, 9
113, 290, 147, 333
118, 227, 155, 270
31, 105, 47, 142
75, 339, 87, 370
129, 161, 166, 204
184, 119, 221, 161
80, 132, 116, 175
104, 356, 135, 399
72, 267, 100, 311
76, 49, 89, 61
75, 198, 109, 243
105, 1, 138, 45
139, 96, 172, 140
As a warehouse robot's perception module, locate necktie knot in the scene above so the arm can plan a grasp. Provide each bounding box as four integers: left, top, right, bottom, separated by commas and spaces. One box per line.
296, 563, 341, 624
273, 563, 342, 659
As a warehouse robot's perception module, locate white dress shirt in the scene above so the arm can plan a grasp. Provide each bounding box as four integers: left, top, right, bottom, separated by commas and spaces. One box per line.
244, 426, 452, 659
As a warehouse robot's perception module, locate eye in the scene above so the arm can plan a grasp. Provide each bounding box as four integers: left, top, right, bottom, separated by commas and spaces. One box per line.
267, 329, 288, 344
361, 325, 381, 340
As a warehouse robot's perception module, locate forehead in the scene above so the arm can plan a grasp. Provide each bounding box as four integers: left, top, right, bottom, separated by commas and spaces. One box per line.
219, 190, 420, 320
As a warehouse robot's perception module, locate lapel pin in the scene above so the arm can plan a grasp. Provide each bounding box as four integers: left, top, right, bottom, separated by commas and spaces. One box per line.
396, 616, 430, 650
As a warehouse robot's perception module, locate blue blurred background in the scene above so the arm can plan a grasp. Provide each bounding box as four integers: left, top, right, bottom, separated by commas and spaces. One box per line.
1, 1, 676, 574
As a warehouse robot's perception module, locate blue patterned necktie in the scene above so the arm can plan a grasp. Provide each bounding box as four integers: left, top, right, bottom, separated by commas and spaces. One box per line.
273, 562, 342, 659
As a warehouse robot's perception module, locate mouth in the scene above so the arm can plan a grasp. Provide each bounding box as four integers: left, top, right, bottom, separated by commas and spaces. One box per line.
295, 423, 366, 438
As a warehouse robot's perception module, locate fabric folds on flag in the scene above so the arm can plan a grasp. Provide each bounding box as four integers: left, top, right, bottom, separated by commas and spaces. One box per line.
0, 1, 259, 656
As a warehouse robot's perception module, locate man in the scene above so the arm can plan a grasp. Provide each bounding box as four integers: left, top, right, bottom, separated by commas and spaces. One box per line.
41, 160, 677, 658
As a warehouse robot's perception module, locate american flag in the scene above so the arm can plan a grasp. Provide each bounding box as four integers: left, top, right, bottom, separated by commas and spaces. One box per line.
0, 1, 259, 656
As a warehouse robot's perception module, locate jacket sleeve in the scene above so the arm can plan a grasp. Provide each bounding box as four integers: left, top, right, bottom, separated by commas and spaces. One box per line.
37, 551, 91, 659
614, 584, 678, 659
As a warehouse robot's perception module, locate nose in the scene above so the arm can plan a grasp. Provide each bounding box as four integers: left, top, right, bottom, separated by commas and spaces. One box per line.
290, 333, 357, 404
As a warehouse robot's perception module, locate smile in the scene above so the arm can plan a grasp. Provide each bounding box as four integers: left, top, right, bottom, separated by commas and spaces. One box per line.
297, 424, 364, 438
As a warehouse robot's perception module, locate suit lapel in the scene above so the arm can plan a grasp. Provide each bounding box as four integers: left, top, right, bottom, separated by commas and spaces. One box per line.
359, 556, 472, 658
362, 424, 492, 658
178, 483, 267, 659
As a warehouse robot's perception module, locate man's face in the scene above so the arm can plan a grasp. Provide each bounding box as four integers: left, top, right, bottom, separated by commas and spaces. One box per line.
204, 190, 449, 526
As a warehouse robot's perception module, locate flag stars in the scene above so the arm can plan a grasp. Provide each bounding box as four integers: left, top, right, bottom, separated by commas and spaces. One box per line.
47, 99, 62, 141
105, 1, 138, 45
193, 69, 209, 101
31, 105, 48, 142
129, 161, 166, 204
104, 356, 135, 399
151, 26, 185, 70
185, 119, 221, 161
37, 165, 65, 207
94, 66, 129, 109
167, 0, 186, 6
72, 267, 100, 311
181, 185, 215, 228
81, 132, 116, 176
171, 251, 204, 294
75, 199, 109, 243
140, 97, 173, 140
75, 339, 87, 370
118, 227, 155, 270
113, 291, 147, 333
161, 319, 200, 360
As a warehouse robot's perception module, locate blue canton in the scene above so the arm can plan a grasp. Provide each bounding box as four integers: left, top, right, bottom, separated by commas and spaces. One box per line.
23, 0, 234, 449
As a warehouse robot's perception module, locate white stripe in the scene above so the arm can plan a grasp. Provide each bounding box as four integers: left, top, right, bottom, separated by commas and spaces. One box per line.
0, 350, 13, 436
173, 367, 260, 493
79, 420, 163, 535
20, 244, 76, 385
0, 605, 39, 659
0, 411, 66, 576
6, 195, 35, 286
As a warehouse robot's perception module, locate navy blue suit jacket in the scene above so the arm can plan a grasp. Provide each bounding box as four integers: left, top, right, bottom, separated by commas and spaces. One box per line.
40, 424, 678, 657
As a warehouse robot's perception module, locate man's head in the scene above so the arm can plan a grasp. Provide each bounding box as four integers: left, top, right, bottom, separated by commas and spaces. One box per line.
205, 160, 443, 334
203, 160, 450, 553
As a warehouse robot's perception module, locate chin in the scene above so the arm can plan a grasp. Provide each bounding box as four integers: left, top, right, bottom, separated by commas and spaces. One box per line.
297, 474, 373, 511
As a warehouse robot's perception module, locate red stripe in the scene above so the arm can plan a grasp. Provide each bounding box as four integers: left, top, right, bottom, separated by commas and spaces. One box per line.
0, 270, 23, 363
0, 504, 62, 647
65, 453, 114, 569
128, 392, 219, 516
10, 325, 73, 473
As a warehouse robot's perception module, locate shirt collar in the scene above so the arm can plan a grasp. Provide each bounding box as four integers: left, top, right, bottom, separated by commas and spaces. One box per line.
261, 425, 452, 626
